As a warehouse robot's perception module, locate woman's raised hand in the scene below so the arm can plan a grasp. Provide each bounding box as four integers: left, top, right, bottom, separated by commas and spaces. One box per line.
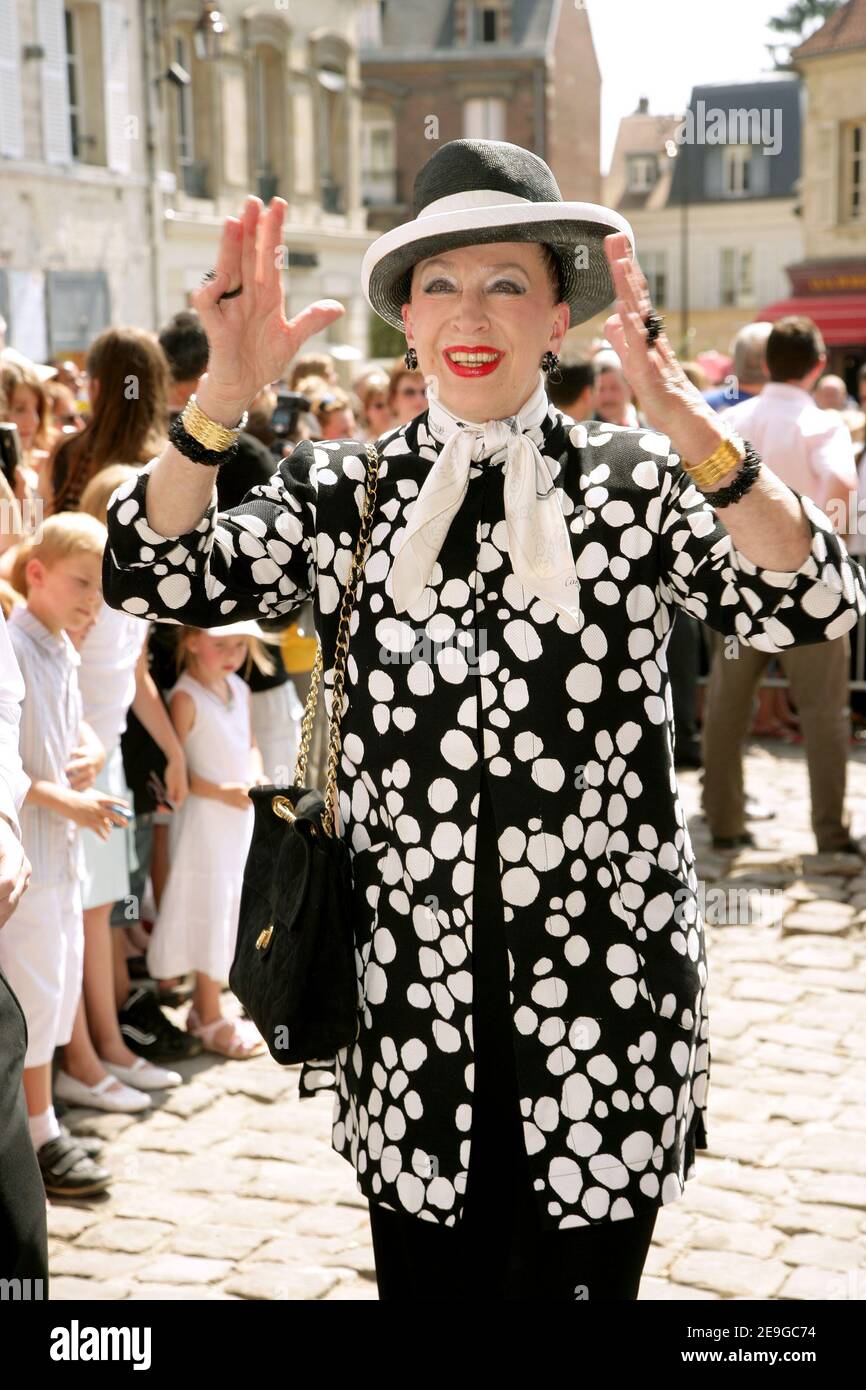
601, 231, 725, 466
190, 196, 346, 426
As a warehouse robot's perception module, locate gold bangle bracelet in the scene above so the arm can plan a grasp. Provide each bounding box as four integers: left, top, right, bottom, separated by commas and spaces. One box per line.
181, 395, 247, 452
683, 433, 746, 487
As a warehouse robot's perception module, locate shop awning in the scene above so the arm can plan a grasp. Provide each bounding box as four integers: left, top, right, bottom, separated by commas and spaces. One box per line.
757, 294, 866, 347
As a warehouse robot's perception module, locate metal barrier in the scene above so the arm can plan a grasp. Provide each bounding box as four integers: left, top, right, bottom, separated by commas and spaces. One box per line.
694, 612, 866, 691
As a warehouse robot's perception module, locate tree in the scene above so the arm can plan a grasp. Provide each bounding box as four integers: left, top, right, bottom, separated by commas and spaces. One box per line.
766, 0, 846, 69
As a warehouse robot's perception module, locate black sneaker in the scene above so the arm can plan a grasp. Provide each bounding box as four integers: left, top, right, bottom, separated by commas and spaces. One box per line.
38, 1135, 111, 1197
119, 985, 202, 1062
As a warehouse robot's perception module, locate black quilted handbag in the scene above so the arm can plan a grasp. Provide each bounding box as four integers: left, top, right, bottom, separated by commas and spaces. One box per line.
229, 441, 381, 1064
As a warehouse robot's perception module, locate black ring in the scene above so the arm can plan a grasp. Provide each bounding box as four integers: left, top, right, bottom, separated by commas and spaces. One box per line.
201, 269, 217, 284
218, 284, 243, 301
644, 312, 664, 346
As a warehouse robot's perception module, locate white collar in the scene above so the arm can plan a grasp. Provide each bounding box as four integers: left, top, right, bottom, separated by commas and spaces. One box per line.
9, 604, 81, 666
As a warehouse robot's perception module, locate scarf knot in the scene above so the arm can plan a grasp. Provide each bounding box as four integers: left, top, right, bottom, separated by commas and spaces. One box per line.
390, 371, 582, 629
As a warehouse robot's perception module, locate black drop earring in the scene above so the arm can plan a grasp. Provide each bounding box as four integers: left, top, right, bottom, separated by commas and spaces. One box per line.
541, 350, 562, 384
404, 346, 418, 370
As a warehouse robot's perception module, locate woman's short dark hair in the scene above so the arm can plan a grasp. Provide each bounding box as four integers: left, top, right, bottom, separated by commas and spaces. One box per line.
538, 242, 565, 304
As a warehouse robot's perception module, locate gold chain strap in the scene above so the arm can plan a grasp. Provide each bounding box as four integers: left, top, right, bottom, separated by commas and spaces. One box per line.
292, 440, 381, 837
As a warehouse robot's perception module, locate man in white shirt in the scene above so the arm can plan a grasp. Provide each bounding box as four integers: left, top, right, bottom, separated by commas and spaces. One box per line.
702, 317, 861, 855
0, 606, 47, 1287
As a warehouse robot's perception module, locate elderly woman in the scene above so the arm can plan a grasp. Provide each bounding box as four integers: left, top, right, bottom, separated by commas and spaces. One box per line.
102, 140, 866, 1301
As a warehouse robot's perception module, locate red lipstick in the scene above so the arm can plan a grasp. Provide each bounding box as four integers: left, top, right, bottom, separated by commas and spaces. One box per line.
443, 344, 504, 378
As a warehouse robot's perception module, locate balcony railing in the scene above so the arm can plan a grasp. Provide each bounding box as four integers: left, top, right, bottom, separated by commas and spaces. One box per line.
321, 177, 343, 213
180, 159, 210, 199
257, 170, 279, 204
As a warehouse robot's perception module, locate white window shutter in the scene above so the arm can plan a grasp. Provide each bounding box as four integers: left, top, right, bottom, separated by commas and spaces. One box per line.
37, 0, 72, 165
0, 0, 24, 158
102, 0, 130, 174
814, 120, 839, 229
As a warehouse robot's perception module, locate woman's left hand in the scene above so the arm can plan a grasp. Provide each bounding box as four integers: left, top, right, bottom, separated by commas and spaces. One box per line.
602, 233, 727, 468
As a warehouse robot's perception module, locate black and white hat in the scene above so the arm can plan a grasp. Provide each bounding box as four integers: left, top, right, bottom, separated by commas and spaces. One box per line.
361, 139, 635, 332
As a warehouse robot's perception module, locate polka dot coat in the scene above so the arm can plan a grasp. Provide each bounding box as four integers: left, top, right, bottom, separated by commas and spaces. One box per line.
103, 405, 866, 1230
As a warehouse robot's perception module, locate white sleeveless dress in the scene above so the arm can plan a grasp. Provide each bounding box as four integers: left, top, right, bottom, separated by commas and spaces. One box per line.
147, 670, 255, 983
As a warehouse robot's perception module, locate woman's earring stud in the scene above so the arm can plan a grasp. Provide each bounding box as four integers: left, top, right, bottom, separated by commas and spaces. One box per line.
541, 350, 562, 384
404, 346, 418, 371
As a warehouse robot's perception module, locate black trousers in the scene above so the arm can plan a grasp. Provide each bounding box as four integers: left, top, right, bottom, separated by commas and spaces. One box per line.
368, 775, 659, 1301
668, 608, 701, 755
0, 967, 48, 1289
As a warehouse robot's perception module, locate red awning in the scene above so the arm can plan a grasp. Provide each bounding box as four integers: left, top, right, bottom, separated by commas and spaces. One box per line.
757, 294, 866, 347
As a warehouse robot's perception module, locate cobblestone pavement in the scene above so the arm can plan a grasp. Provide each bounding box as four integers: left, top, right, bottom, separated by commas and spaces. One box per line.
49, 739, 866, 1301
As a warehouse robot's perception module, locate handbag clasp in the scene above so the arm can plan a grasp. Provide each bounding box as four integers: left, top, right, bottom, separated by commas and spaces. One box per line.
272, 793, 322, 836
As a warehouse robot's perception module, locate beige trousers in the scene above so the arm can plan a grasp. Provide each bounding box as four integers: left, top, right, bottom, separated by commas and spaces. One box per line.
701, 628, 853, 851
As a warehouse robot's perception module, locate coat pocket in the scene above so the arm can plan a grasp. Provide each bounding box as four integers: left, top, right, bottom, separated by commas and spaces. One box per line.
603, 848, 704, 1033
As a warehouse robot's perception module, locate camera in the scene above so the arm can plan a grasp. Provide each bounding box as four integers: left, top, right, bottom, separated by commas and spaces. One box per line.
268, 390, 311, 457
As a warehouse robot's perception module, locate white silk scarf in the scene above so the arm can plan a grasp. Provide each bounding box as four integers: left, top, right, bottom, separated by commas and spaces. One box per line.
391, 371, 581, 626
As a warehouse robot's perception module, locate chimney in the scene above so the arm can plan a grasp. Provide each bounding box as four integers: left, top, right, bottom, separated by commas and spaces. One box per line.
636, 96, 649, 114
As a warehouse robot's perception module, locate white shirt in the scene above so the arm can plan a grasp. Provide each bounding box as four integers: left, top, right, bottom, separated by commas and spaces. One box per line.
724, 383, 858, 525
7, 605, 85, 885
78, 602, 148, 751
0, 607, 30, 839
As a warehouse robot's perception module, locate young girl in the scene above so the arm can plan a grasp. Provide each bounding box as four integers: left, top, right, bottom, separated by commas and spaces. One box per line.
147, 622, 271, 1058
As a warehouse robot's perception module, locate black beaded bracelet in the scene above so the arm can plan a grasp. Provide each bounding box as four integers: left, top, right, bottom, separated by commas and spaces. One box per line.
168, 411, 239, 467
695, 442, 763, 509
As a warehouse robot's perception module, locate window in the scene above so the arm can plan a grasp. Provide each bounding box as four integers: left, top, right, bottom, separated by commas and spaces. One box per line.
479, 7, 498, 41
362, 106, 396, 204
174, 35, 194, 170
358, 1, 384, 46
172, 31, 209, 197
843, 120, 866, 222
722, 144, 752, 197
64, 9, 82, 158
463, 97, 505, 141
641, 250, 667, 307
627, 155, 657, 193
251, 47, 286, 202
318, 68, 347, 213
253, 51, 269, 178
720, 248, 754, 307
46, 270, 110, 354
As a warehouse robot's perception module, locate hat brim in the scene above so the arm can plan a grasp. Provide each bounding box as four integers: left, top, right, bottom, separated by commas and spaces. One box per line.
361, 201, 635, 333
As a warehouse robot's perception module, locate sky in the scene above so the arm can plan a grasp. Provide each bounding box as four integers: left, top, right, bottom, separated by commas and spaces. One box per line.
585, 0, 817, 173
